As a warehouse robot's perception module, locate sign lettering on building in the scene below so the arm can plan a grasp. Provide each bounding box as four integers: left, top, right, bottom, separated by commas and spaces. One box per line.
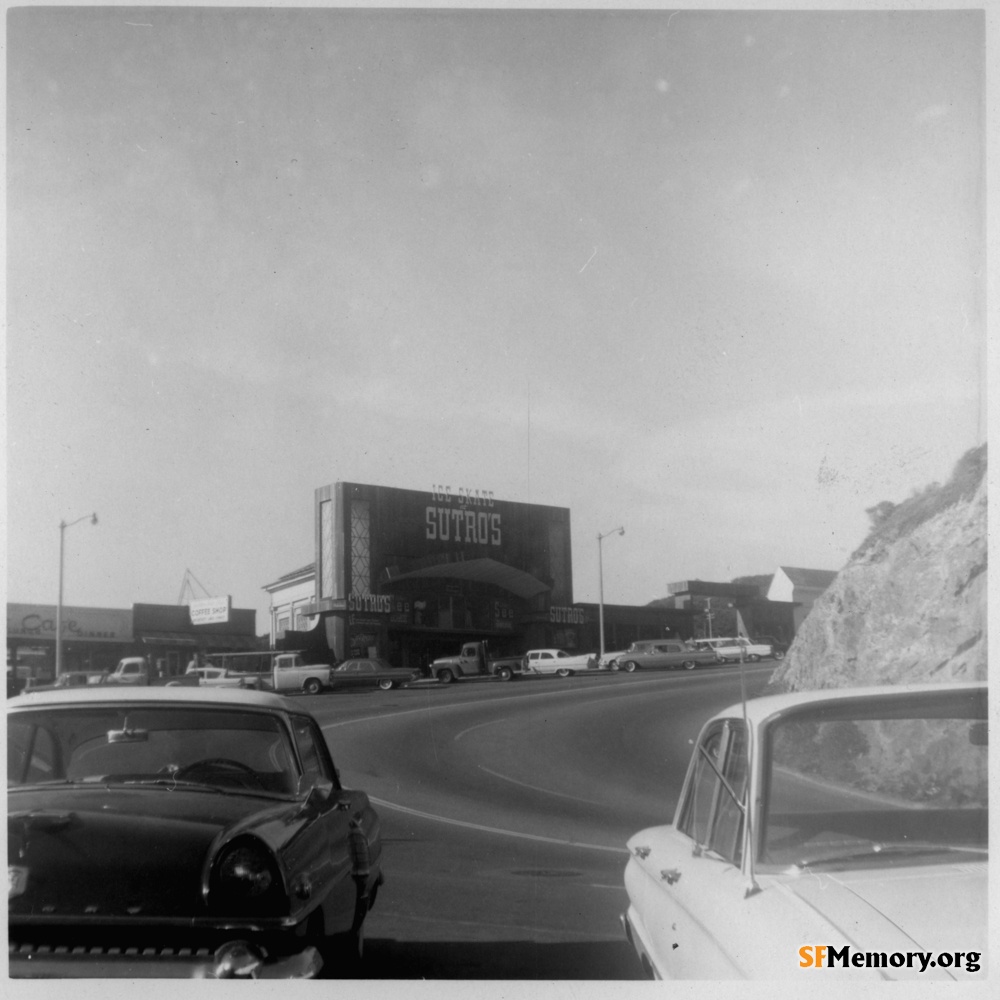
189, 597, 232, 625
425, 507, 502, 545
431, 486, 496, 506
347, 593, 393, 614
549, 606, 587, 625
6, 605, 132, 642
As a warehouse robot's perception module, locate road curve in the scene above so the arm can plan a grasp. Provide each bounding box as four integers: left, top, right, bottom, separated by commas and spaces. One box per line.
307, 664, 774, 977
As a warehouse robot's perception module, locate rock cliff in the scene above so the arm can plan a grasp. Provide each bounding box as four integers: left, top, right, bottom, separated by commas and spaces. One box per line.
770, 444, 987, 691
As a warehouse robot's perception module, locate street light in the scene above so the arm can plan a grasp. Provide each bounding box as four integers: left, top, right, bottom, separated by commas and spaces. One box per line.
597, 526, 625, 662
56, 512, 98, 678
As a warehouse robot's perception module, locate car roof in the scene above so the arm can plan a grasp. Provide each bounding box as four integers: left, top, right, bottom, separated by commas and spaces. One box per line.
710, 681, 987, 729
7, 685, 303, 713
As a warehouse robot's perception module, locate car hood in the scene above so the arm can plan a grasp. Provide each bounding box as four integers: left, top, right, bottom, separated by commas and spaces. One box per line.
9, 784, 295, 920
775, 861, 988, 958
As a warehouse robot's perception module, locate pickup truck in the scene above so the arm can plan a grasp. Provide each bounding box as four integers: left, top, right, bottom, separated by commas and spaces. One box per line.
524, 649, 598, 677
615, 640, 719, 673
270, 653, 333, 695
105, 657, 200, 687
429, 641, 529, 683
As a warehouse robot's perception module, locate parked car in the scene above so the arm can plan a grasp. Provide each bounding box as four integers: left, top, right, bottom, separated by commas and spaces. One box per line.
8, 686, 383, 979
621, 682, 987, 980
616, 640, 719, 672
692, 637, 774, 662
597, 650, 626, 670
524, 648, 598, 677
184, 665, 249, 688
328, 658, 417, 691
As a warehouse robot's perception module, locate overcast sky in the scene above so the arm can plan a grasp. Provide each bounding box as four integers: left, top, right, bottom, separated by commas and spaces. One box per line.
6, 5, 988, 634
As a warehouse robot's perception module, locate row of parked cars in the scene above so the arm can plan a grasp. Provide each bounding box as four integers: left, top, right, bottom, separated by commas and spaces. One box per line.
602, 636, 787, 673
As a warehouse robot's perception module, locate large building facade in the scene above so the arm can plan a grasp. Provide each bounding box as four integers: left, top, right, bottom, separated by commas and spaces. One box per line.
299, 482, 584, 670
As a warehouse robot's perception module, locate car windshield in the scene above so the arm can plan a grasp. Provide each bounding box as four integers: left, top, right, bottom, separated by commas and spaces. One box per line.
8, 705, 299, 797
761, 693, 988, 869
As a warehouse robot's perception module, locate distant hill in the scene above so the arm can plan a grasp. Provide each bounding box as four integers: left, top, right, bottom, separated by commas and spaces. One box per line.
770, 444, 987, 691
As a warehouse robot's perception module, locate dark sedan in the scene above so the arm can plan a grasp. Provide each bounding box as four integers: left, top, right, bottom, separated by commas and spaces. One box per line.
7, 686, 383, 979
329, 658, 417, 691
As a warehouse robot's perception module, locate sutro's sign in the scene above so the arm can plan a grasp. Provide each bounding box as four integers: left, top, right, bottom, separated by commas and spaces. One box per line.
425, 507, 502, 545
189, 597, 232, 625
348, 593, 393, 614
549, 606, 586, 625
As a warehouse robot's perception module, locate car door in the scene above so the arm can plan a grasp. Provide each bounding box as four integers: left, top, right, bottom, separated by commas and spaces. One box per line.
283, 714, 359, 927
332, 661, 359, 689
354, 661, 376, 687
533, 651, 556, 673
628, 718, 752, 977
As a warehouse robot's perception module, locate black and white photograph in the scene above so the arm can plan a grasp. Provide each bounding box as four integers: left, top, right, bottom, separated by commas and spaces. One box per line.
5, 2, 992, 991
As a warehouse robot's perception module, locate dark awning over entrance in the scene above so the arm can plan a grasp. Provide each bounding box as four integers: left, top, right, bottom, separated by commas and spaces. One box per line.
383, 557, 551, 600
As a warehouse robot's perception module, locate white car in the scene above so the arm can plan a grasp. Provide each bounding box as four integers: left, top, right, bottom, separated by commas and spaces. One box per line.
184, 665, 248, 688
621, 682, 987, 980
524, 649, 597, 677
597, 651, 626, 670
692, 637, 773, 663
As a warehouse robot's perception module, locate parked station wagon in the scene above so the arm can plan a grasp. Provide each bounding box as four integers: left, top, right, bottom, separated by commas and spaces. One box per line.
616, 640, 719, 673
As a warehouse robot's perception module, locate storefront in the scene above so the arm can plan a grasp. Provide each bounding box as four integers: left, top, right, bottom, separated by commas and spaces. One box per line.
131, 603, 261, 676
6, 603, 133, 683
299, 482, 576, 671
6, 602, 261, 688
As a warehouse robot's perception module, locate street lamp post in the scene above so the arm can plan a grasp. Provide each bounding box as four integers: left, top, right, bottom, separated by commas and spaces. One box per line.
56, 512, 98, 678
597, 526, 625, 662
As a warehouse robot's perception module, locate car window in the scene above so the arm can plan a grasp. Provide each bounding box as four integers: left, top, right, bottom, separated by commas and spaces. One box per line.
678, 720, 748, 865
290, 715, 333, 786
762, 705, 988, 867
8, 707, 299, 795
357, 662, 374, 673
7, 720, 57, 784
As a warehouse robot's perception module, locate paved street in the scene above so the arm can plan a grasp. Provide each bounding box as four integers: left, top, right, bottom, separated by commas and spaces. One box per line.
306, 663, 776, 978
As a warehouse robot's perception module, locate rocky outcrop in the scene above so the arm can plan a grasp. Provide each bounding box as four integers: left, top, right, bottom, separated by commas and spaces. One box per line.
771, 444, 987, 691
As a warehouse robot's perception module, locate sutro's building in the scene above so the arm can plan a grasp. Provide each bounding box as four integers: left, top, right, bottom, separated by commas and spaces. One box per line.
299, 482, 585, 670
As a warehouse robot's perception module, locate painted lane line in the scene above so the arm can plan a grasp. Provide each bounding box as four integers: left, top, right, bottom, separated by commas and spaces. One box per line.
454, 717, 510, 742
478, 764, 605, 807
368, 795, 628, 855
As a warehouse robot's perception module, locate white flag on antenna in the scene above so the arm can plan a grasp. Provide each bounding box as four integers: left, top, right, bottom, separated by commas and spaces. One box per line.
736, 610, 750, 640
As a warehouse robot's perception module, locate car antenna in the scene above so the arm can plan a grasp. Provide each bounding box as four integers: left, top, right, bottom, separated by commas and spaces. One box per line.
739, 647, 761, 898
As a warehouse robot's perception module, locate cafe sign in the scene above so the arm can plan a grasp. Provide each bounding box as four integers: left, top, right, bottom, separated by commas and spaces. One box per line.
7, 603, 132, 642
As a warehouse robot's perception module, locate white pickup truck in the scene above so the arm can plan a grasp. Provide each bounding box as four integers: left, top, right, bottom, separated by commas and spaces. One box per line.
270, 653, 333, 695
106, 657, 200, 687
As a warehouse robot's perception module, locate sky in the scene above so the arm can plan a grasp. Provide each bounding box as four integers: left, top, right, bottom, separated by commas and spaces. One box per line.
4, 4, 990, 636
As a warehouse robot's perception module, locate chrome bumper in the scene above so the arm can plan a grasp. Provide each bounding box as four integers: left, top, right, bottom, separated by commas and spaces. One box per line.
8, 942, 322, 979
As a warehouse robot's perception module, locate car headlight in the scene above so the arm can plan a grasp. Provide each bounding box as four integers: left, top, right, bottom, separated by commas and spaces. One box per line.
210, 838, 287, 915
